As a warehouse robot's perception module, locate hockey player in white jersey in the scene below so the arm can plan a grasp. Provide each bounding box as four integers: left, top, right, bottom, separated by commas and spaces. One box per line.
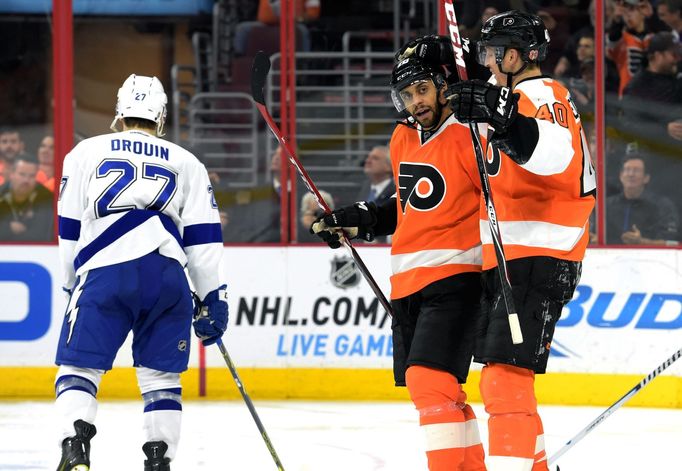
54, 74, 228, 471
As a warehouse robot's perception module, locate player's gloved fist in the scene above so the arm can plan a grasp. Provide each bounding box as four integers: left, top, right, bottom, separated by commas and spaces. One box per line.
446, 79, 519, 133
193, 284, 228, 346
395, 35, 456, 68
310, 201, 378, 249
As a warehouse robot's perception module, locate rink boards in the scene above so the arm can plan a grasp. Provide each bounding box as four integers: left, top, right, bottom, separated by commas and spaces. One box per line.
0, 245, 680, 407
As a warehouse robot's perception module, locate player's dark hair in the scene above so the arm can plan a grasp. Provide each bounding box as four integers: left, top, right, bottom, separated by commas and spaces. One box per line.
122, 117, 157, 131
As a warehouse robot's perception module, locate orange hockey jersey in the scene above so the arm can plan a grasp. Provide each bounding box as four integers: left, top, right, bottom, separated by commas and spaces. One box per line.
389, 114, 482, 300
607, 29, 650, 97
481, 76, 596, 270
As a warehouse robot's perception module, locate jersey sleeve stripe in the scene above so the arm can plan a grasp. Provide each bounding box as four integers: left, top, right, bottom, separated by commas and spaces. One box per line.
74, 210, 182, 271
183, 223, 223, 246
58, 216, 81, 241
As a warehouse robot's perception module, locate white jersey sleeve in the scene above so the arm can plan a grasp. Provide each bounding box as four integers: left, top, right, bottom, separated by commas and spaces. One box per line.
179, 159, 225, 300
57, 150, 87, 291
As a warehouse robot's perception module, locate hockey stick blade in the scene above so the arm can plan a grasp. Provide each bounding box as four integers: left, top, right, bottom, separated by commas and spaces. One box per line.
216, 338, 285, 471
251, 50, 270, 105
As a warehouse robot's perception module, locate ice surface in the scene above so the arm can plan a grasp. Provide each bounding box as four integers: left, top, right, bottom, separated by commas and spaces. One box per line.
0, 400, 680, 470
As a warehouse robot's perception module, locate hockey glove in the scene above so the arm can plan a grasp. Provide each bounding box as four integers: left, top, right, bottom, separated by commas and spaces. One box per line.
446, 79, 519, 133
193, 285, 228, 346
310, 201, 378, 249
395, 35, 456, 69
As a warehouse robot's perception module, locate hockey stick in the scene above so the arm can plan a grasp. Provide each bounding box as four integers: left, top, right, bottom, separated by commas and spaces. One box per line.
216, 338, 286, 471
442, 0, 522, 344
548, 347, 682, 467
251, 50, 393, 317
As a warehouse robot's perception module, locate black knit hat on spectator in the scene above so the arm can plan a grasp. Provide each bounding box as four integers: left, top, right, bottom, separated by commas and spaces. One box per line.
647, 32, 682, 55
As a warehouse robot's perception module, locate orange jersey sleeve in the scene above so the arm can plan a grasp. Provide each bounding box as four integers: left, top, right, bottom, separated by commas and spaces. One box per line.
480, 76, 596, 270
389, 115, 482, 299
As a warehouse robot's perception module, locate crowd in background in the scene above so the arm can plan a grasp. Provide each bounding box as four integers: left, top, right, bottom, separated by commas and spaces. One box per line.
1, 0, 681, 245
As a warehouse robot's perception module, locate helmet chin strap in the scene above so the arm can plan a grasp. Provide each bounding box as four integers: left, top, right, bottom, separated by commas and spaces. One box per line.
498, 52, 529, 88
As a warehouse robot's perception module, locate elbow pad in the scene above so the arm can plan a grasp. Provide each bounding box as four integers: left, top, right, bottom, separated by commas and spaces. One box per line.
372, 198, 397, 237
491, 115, 539, 165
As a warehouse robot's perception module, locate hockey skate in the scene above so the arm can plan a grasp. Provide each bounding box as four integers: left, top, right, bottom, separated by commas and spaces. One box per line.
57, 419, 96, 471
143, 441, 171, 471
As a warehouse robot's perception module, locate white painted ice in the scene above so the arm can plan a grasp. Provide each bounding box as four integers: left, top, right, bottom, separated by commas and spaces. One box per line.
0, 400, 680, 470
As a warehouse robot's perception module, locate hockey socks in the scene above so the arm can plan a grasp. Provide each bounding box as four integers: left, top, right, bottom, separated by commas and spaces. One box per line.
406, 365, 486, 471
481, 363, 548, 471
137, 367, 182, 460
55, 366, 102, 444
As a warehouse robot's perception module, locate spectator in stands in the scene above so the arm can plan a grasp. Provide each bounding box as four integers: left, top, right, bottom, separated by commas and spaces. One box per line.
35, 135, 55, 192
620, 31, 682, 153
298, 189, 334, 243
355, 146, 394, 204
606, 149, 679, 244
234, 0, 319, 55
222, 144, 282, 243
0, 154, 53, 241
555, 0, 614, 78
354, 145, 394, 243
0, 127, 26, 186
658, 0, 682, 36
608, 0, 654, 97
558, 30, 621, 94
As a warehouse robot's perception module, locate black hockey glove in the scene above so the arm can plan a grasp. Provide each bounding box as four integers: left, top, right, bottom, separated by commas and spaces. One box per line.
396, 35, 456, 69
310, 201, 378, 249
446, 79, 519, 133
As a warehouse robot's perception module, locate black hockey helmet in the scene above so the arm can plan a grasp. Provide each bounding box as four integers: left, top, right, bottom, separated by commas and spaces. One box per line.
476, 10, 550, 66
389, 56, 445, 113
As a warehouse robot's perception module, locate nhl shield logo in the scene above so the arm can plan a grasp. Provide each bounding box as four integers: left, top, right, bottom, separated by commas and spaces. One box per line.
330, 256, 360, 289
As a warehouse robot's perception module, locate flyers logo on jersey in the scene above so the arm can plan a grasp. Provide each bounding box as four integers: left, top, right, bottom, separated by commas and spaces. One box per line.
397, 162, 446, 213
485, 145, 502, 177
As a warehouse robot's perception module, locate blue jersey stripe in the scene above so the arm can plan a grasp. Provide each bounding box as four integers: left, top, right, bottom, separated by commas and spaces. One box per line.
143, 399, 183, 413
74, 210, 182, 271
183, 223, 223, 246
58, 216, 81, 241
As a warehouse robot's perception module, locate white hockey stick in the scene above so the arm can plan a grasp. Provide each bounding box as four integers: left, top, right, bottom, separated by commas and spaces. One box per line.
548, 347, 682, 467
442, 0, 522, 344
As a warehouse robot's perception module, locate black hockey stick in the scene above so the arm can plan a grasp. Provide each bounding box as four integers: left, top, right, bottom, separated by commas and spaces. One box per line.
216, 338, 285, 471
442, 0, 522, 344
548, 347, 682, 467
251, 51, 393, 317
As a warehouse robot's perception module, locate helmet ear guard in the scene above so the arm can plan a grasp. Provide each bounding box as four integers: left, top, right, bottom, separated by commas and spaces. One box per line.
110, 74, 168, 136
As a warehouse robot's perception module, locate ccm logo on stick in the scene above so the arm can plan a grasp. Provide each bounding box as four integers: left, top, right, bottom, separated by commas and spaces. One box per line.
0, 262, 51, 341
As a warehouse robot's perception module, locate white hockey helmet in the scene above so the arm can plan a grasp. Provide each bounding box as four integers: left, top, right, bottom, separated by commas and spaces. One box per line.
110, 74, 167, 136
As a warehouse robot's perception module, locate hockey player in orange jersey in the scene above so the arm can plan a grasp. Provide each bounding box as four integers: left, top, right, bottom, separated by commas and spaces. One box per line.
311, 46, 487, 470
447, 11, 596, 471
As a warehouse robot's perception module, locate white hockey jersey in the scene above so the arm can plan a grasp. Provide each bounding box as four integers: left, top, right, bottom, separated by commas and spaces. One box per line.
58, 130, 225, 299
